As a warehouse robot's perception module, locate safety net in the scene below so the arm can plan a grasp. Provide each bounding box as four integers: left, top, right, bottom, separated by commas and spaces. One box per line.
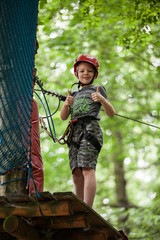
0, 0, 39, 175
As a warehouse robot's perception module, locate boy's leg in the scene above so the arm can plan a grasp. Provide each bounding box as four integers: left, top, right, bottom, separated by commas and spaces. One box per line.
72, 167, 84, 201
82, 168, 96, 208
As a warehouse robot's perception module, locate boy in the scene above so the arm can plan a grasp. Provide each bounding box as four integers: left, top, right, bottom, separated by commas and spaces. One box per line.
60, 55, 115, 207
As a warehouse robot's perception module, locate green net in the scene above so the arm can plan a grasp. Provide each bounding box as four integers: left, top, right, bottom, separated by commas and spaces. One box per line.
0, 0, 39, 174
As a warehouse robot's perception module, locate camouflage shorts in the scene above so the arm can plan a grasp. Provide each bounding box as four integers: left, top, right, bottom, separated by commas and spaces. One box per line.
68, 119, 103, 173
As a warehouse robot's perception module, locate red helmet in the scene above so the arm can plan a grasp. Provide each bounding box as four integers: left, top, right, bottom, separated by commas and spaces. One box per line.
74, 55, 99, 79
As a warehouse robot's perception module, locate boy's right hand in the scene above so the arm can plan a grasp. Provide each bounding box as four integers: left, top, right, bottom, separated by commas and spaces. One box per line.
64, 90, 74, 107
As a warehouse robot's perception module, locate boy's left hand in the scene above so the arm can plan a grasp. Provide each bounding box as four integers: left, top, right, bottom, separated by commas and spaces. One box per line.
91, 86, 103, 103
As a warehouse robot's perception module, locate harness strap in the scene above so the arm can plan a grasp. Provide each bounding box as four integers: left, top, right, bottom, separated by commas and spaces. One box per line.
59, 119, 78, 144
40, 116, 101, 152
69, 118, 102, 153
84, 130, 101, 152
41, 119, 78, 145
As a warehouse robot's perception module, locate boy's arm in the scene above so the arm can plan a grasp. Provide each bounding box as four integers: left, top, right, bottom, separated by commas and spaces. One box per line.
60, 104, 70, 120
60, 90, 73, 120
91, 86, 115, 118
100, 98, 115, 117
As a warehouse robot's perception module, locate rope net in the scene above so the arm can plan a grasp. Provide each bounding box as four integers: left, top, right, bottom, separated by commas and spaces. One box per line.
0, 0, 39, 175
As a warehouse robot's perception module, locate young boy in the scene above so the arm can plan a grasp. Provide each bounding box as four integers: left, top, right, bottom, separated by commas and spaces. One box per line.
60, 55, 115, 207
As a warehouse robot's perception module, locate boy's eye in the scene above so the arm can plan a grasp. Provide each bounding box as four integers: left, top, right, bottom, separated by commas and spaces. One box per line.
79, 70, 93, 73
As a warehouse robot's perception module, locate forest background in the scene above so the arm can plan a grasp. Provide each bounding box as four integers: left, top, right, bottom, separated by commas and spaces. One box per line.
35, 0, 160, 239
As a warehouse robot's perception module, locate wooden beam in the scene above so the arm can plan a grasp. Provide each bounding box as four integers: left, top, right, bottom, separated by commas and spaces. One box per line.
0, 192, 127, 240
3, 216, 40, 240
53, 192, 126, 240
0, 199, 71, 218
30, 191, 57, 201
69, 228, 109, 240
30, 213, 88, 229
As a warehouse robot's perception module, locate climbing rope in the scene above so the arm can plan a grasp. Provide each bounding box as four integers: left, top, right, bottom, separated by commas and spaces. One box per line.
34, 76, 75, 145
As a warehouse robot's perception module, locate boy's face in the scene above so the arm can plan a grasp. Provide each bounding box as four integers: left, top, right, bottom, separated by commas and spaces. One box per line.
76, 62, 95, 87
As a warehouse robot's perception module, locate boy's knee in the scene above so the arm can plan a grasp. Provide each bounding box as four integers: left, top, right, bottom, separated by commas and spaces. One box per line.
72, 168, 83, 184
82, 168, 95, 177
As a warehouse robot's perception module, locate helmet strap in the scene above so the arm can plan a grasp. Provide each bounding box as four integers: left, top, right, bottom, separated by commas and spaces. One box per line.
71, 72, 96, 90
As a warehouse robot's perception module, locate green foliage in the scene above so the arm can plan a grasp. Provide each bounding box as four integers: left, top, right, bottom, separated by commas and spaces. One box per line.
35, 0, 160, 238
39, 0, 47, 9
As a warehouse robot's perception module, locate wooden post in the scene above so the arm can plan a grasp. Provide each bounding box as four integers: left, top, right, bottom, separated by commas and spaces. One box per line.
3, 216, 40, 240
0, 169, 28, 197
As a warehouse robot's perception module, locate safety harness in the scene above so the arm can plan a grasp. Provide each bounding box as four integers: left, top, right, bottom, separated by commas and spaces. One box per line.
40, 116, 101, 152
40, 118, 77, 145
67, 117, 102, 153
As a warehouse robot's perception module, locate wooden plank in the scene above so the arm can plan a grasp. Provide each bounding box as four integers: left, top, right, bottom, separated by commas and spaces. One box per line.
6, 194, 34, 203
53, 192, 126, 240
53, 192, 89, 213
53, 191, 77, 200
0, 192, 127, 240
30, 213, 88, 229
49, 214, 87, 229
69, 228, 109, 240
30, 191, 57, 201
0, 200, 71, 218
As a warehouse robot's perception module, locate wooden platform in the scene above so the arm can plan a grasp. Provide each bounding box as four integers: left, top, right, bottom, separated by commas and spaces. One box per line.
0, 191, 127, 240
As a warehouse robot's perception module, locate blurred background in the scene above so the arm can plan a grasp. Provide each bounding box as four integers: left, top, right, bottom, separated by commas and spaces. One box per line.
35, 1, 160, 239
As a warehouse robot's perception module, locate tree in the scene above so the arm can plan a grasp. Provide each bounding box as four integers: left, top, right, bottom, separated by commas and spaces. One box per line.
36, 1, 160, 238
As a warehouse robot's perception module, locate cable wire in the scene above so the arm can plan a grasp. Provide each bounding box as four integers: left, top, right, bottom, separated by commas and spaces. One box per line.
115, 113, 160, 130
34, 77, 160, 131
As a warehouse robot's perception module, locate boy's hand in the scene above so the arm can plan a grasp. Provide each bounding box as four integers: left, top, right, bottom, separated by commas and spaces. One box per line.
64, 90, 74, 106
91, 86, 104, 103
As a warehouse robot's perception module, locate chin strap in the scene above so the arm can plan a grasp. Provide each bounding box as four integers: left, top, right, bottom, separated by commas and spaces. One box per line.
71, 73, 96, 90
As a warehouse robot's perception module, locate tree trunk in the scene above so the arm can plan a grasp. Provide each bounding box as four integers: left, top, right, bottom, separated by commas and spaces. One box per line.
113, 131, 128, 207
112, 131, 130, 234
113, 160, 128, 207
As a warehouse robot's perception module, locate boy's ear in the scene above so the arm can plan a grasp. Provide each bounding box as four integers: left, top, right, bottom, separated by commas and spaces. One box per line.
75, 72, 79, 79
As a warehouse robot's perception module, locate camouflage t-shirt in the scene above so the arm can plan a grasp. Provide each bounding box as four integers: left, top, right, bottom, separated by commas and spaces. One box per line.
70, 85, 108, 120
